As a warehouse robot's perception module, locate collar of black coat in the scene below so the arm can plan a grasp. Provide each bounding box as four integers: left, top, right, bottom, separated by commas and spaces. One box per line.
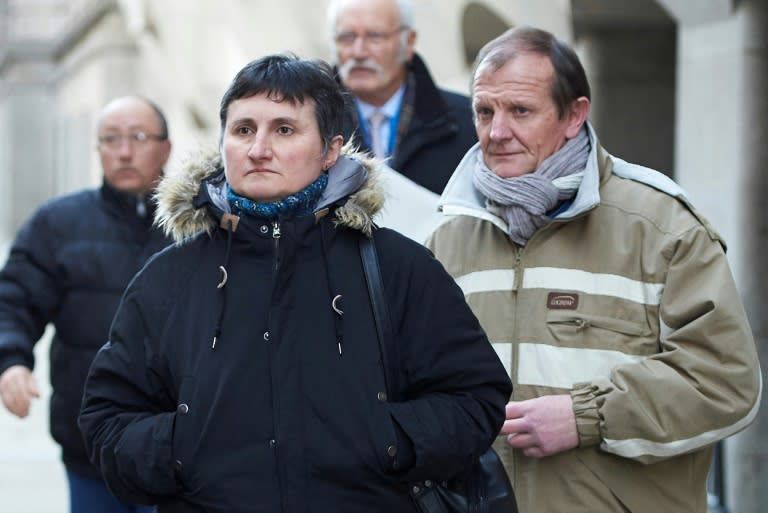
100, 179, 158, 223
153, 144, 385, 245
406, 53, 453, 123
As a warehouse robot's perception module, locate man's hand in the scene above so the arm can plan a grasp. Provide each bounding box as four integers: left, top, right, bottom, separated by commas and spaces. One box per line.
0, 365, 40, 418
501, 395, 579, 458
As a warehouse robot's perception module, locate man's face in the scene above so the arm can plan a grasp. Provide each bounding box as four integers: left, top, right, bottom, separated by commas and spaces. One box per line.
332, 0, 415, 106
472, 53, 583, 178
97, 97, 171, 195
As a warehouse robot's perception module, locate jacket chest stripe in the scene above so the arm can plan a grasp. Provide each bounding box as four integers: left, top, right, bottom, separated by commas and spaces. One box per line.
453, 266, 664, 306
455, 269, 516, 296
517, 342, 647, 389
522, 267, 664, 305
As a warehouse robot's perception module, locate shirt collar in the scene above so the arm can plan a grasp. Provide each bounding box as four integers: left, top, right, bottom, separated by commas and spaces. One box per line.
355, 83, 406, 120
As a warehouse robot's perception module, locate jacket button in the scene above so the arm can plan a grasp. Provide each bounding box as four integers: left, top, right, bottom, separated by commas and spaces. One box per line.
387, 445, 397, 457
377, 392, 387, 402
260, 225, 269, 234
172, 459, 183, 473
269, 439, 276, 447
263, 331, 270, 341
177, 403, 189, 415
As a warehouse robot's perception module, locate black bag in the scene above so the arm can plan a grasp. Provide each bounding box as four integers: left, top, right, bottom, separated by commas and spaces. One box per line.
359, 235, 518, 513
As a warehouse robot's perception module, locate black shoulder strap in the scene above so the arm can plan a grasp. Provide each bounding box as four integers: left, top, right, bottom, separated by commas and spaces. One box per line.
359, 234, 401, 401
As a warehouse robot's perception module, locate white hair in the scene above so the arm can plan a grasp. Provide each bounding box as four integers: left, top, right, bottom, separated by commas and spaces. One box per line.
326, 0, 415, 41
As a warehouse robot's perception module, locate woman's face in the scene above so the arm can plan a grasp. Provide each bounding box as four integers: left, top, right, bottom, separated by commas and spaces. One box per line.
222, 93, 342, 202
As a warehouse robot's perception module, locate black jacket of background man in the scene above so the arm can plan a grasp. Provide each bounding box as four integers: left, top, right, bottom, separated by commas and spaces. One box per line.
0, 183, 172, 477
340, 53, 477, 194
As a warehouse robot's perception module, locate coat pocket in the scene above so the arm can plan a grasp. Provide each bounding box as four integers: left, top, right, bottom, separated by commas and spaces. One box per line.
545, 310, 657, 354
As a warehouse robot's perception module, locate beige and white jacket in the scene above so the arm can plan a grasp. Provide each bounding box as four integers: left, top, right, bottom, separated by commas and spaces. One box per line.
427, 124, 762, 513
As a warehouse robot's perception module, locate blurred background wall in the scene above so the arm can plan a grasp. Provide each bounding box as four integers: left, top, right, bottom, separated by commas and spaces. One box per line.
0, 1, 765, 511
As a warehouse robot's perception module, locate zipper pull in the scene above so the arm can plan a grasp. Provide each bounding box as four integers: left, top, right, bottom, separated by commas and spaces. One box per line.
272, 220, 282, 272
136, 196, 147, 217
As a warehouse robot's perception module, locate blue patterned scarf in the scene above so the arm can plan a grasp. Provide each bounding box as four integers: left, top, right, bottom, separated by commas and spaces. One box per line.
226, 173, 328, 220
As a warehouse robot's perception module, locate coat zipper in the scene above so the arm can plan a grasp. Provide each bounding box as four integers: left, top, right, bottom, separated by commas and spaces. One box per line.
547, 315, 649, 336
272, 220, 281, 271
509, 246, 524, 494
269, 219, 284, 506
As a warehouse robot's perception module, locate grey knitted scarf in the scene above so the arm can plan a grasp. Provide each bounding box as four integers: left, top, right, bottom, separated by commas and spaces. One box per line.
472, 127, 590, 245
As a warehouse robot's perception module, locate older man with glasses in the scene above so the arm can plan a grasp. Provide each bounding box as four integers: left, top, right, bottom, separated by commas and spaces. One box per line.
0, 96, 173, 513
327, 0, 477, 195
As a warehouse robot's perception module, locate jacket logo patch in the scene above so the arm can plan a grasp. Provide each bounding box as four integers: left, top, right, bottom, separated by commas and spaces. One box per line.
547, 292, 579, 310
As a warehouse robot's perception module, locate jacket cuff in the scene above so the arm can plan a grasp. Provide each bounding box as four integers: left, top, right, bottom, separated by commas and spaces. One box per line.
570, 382, 602, 447
385, 402, 417, 474
0, 352, 34, 378
392, 417, 416, 471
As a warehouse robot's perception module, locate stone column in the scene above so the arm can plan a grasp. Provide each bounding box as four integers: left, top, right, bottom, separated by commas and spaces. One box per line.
0, 59, 57, 240
731, 2, 768, 512
576, 26, 676, 176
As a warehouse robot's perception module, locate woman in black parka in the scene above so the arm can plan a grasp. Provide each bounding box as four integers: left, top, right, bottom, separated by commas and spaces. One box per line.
78, 54, 511, 513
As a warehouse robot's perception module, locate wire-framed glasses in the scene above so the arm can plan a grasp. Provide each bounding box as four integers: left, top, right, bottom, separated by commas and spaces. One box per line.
334, 26, 408, 48
98, 131, 166, 150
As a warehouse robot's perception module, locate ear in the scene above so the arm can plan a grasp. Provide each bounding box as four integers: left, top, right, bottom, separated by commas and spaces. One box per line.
159, 139, 173, 166
404, 29, 417, 61
564, 97, 590, 138
324, 135, 345, 169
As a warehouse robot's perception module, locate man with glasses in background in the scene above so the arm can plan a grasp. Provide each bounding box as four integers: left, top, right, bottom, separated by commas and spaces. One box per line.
0, 96, 172, 512
327, 0, 477, 195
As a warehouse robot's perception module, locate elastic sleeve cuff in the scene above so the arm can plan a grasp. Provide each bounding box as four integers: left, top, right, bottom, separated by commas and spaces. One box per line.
570, 382, 602, 447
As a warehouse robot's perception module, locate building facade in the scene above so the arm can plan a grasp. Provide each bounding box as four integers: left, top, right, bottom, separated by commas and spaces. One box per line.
1, 1, 765, 511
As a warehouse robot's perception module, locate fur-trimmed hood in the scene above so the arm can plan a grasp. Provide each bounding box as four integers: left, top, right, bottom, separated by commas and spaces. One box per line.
154, 145, 385, 244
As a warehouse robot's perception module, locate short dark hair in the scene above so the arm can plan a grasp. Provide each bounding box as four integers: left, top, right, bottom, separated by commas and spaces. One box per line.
471, 26, 591, 119
219, 53, 347, 153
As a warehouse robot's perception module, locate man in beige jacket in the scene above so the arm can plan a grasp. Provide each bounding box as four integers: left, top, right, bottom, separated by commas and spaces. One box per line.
427, 26, 761, 513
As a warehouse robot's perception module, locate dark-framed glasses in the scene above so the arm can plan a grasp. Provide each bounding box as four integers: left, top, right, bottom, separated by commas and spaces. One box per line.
334, 26, 408, 48
98, 131, 166, 149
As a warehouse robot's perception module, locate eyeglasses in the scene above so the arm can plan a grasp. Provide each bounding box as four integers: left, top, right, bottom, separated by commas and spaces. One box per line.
334, 26, 407, 48
98, 131, 166, 149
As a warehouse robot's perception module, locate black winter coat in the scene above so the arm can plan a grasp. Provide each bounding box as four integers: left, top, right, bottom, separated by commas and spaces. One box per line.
78, 153, 511, 513
341, 53, 477, 194
0, 183, 172, 477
